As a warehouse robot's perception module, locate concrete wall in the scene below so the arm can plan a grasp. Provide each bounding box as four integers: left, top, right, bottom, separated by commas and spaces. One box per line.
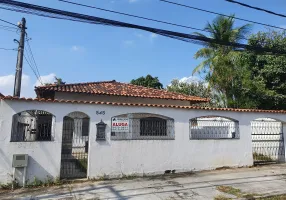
0, 99, 286, 184
55, 92, 193, 106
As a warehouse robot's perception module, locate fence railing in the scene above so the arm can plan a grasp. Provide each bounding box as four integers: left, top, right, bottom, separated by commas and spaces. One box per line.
251, 119, 284, 163
190, 117, 239, 139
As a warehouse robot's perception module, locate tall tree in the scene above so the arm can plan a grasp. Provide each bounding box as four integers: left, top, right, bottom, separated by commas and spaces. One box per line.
236, 30, 286, 110
193, 15, 251, 107
167, 79, 227, 107
131, 75, 163, 89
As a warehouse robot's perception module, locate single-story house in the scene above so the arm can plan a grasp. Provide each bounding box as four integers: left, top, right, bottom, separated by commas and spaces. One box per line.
35, 80, 209, 106
0, 81, 285, 185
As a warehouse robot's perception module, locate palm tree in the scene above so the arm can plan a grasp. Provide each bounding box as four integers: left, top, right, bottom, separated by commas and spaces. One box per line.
192, 15, 251, 106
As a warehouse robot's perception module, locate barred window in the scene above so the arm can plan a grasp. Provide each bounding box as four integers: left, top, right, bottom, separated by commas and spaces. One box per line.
11, 110, 55, 142
111, 113, 174, 140
140, 117, 167, 136
190, 116, 239, 139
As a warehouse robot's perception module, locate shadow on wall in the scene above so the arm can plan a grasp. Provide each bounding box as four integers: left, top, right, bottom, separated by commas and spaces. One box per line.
0, 148, 13, 183
15, 156, 53, 185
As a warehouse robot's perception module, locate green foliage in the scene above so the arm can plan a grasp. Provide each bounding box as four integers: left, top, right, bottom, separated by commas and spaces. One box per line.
54, 76, 66, 85
130, 74, 163, 89
193, 15, 252, 108
44, 76, 65, 86
25, 176, 64, 188
76, 158, 87, 172
253, 152, 274, 162
167, 79, 226, 107
0, 179, 19, 190
236, 30, 286, 110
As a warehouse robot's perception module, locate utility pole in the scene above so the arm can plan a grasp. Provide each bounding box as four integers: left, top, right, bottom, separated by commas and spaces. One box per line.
13, 18, 26, 97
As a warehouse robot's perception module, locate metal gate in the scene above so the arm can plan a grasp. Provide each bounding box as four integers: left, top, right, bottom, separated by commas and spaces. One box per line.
60, 112, 89, 179
251, 119, 285, 164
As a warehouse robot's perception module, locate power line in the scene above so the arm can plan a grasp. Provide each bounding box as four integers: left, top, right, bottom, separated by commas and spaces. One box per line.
0, 47, 17, 51
0, 17, 18, 27
0, 0, 285, 56
25, 35, 43, 84
0, 27, 17, 32
24, 45, 40, 81
0, 24, 18, 32
23, 54, 43, 85
58, 0, 213, 35
225, 0, 286, 18
0, 24, 17, 29
159, 0, 286, 32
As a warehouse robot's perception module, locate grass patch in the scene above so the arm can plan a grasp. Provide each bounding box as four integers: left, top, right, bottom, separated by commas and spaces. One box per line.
259, 194, 286, 200
253, 152, 274, 162
214, 195, 232, 200
217, 186, 242, 197
216, 185, 262, 199
75, 158, 88, 172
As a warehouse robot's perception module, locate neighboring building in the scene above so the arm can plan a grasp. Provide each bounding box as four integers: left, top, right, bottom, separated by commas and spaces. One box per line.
35, 80, 208, 106
0, 92, 4, 98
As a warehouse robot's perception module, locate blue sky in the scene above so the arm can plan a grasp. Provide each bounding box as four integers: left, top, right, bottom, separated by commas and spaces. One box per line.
0, 0, 285, 97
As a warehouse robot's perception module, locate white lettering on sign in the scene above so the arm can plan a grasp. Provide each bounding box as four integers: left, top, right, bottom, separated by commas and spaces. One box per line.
111, 118, 129, 132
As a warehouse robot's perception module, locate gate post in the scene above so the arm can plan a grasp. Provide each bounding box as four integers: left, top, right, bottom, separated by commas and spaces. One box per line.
282, 122, 286, 163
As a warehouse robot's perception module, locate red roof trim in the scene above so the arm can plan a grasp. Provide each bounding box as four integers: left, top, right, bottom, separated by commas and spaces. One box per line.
2, 96, 286, 114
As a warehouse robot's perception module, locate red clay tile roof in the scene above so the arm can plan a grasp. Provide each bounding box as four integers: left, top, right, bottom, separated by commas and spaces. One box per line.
2, 96, 286, 114
35, 81, 208, 102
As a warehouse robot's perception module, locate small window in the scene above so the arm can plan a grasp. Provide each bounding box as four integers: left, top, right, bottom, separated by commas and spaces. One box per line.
11, 110, 55, 142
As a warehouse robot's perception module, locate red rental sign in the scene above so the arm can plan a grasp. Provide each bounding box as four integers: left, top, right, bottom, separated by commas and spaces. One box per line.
111, 118, 129, 132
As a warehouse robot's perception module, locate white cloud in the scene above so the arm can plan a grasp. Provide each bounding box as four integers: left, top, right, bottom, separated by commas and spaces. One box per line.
179, 76, 201, 83
35, 73, 56, 87
178, 75, 209, 87
0, 74, 31, 97
129, 0, 139, 3
71, 45, 85, 52
0, 73, 56, 98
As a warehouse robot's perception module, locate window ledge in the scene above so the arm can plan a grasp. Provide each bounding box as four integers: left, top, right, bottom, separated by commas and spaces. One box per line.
190, 138, 240, 140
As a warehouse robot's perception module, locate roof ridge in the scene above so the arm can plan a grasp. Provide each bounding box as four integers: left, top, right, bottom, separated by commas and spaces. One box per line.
125, 82, 205, 99
35, 80, 209, 102
35, 80, 116, 89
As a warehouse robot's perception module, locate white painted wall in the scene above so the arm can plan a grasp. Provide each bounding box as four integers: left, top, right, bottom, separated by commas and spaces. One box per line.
0, 99, 286, 183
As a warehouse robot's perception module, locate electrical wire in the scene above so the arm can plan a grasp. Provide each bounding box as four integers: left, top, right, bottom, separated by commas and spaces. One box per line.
0, 47, 17, 51
0, 24, 17, 29
0, 0, 285, 56
23, 54, 43, 85
0, 24, 17, 32
58, 0, 216, 36
160, 0, 286, 31
25, 35, 43, 84
24, 45, 41, 84
0, 17, 18, 27
225, 0, 286, 18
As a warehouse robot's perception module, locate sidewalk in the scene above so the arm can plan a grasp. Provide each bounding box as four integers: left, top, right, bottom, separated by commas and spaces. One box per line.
1, 164, 286, 200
